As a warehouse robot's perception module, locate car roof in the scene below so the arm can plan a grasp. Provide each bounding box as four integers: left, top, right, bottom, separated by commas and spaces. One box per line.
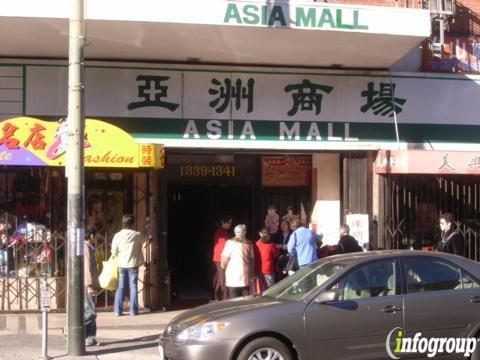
319, 250, 478, 267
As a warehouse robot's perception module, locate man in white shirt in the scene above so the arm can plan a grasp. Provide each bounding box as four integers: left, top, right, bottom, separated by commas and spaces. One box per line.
111, 214, 150, 316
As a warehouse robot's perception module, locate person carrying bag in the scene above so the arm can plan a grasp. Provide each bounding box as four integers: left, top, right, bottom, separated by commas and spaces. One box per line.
286, 219, 318, 273
99, 255, 118, 291
284, 232, 299, 274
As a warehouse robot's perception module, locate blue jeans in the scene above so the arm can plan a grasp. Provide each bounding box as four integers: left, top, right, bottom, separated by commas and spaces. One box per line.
114, 267, 139, 315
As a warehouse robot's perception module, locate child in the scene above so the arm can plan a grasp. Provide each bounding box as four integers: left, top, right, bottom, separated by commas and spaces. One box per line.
282, 206, 299, 224
254, 227, 279, 289
264, 205, 279, 235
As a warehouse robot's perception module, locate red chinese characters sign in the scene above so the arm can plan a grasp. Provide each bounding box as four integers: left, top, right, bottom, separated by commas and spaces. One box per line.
262, 156, 312, 187
375, 150, 480, 175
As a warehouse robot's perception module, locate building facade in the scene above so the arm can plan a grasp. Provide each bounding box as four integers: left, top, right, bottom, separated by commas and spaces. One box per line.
0, 0, 479, 309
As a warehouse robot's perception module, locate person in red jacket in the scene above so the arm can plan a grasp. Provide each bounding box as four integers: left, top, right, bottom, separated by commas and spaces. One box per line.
212, 215, 232, 300
254, 227, 279, 290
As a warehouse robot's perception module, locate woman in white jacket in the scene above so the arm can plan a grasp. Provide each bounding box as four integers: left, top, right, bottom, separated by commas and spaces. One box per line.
221, 224, 255, 298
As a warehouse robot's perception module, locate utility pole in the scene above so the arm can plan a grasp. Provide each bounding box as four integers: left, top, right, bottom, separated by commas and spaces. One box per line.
66, 0, 86, 355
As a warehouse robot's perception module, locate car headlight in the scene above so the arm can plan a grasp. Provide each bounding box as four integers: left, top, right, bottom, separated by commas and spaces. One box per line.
177, 321, 229, 341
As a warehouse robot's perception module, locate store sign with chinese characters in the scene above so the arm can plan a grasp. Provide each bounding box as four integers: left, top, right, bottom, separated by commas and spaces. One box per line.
262, 156, 312, 187
24, 65, 480, 149
374, 149, 480, 174
0, 117, 159, 168
346, 214, 369, 251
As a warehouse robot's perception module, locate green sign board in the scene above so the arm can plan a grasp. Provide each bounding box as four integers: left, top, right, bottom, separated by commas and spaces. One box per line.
109, 118, 480, 149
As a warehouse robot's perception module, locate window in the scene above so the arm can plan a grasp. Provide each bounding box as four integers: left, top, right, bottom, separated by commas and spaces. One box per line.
402, 257, 463, 293
462, 272, 480, 289
330, 259, 396, 301
263, 261, 346, 301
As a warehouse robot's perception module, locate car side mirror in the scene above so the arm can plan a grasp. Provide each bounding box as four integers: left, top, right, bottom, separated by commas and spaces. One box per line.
315, 290, 339, 304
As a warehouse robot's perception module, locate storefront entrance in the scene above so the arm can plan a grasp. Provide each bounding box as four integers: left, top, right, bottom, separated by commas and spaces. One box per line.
164, 152, 313, 305
167, 184, 254, 303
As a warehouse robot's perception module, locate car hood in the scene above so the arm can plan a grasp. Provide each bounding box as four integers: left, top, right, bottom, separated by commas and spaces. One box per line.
168, 296, 286, 329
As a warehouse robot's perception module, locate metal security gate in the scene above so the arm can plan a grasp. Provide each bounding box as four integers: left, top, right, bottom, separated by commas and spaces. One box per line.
0, 169, 152, 311
380, 174, 480, 261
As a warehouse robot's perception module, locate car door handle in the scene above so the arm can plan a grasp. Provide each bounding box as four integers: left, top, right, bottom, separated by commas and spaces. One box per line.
382, 305, 402, 313
470, 296, 480, 304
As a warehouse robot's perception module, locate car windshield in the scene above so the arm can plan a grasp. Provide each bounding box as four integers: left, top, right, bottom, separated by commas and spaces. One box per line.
262, 261, 347, 301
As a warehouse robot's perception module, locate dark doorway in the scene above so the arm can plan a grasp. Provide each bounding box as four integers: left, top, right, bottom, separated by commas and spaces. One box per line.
167, 184, 254, 304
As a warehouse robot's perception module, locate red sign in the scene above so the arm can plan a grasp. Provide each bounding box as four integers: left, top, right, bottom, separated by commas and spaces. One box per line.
262, 156, 311, 187
422, 37, 480, 73
375, 150, 480, 175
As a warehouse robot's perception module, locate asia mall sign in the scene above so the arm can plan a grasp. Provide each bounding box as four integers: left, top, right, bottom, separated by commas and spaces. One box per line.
224, 3, 368, 30
0, 117, 160, 168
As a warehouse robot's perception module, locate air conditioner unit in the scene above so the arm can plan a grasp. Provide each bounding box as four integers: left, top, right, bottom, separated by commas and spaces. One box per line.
429, 0, 455, 16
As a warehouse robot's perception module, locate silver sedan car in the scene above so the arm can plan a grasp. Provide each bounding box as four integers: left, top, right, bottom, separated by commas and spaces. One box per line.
159, 251, 480, 360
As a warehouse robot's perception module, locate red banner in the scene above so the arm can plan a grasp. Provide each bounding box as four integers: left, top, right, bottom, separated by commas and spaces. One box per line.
262, 156, 311, 187
375, 150, 480, 175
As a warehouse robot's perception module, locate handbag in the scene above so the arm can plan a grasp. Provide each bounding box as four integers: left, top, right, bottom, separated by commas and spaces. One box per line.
276, 252, 290, 270
99, 255, 118, 291
284, 253, 299, 273
283, 233, 299, 273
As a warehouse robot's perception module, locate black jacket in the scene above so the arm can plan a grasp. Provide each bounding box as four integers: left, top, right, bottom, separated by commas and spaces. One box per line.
338, 235, 363, 253
440, 229, 464, 256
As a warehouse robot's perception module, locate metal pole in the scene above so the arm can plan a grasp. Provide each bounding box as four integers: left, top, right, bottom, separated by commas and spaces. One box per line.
439, 17, 445, 49
40, 277, 50, 360
66, 0, 86, 355
388, 71, 400, 149
40, 295, 49, 360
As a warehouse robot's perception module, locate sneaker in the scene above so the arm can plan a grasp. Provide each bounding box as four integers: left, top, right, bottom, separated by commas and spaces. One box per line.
114, 313, 122, 317
85, 338, 97, 347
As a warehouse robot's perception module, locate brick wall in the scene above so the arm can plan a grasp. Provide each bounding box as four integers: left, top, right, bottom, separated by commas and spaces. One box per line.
449, 0, 480, 35
315, 0, 479, 36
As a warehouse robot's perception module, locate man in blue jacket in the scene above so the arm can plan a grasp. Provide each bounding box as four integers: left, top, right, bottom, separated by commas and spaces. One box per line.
288, 218, 318, 269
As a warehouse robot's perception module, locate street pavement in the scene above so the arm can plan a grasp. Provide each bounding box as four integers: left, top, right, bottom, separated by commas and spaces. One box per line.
0, 310, 183, 359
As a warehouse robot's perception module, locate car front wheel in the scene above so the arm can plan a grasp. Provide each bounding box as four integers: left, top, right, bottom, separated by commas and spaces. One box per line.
237, 337, 292, 360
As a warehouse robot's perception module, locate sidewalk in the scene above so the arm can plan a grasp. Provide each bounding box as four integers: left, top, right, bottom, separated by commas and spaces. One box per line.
0, 310, 183, 360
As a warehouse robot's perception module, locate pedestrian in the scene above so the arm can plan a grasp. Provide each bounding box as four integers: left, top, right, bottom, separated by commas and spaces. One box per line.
221, 224, 255, 298
84, 226, 100, 346
274, 220, 292, 281
338, 224, 363, 253
254, 227, 279, 289
438, 213, 464, 256
282, 206, 299, 224
111, 214, 150, 316
275, 220, 292, 250
287, 219, 318, 270
212, 215, 232, 301
264, 205, 279, 236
